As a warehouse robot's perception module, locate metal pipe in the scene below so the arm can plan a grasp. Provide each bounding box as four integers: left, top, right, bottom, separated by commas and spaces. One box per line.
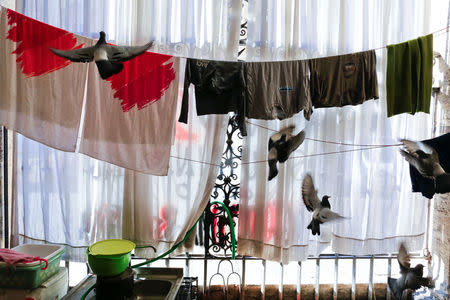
203, 257, 207, 298
280, 262, 284, 300
334, 254, 338, 300
315, 258, 320, 300
387, 254, 392, 300
352, 256, 356, 300
262, 259, 266, 300
185, 252, 190, 276
242, 256, 246, 299
3, 127, 8, 249
297, 261, 302, 300
368, 255, 374, 300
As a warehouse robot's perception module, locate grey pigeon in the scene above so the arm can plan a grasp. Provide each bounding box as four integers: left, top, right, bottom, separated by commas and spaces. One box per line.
267, 125, 305, 181
388, 243, 434, 300
50, 31, 153, 79
399, 139, 445, 178
301, 174, 346, 235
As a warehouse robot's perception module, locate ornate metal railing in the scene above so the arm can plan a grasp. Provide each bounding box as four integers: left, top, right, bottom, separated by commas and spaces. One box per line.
202, 0, 247, 258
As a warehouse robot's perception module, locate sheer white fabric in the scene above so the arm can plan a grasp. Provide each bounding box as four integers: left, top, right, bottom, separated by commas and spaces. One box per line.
12, 0, 236, 261
238, 0, 442, 263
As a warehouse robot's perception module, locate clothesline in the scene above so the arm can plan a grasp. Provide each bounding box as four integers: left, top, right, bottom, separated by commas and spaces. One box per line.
241, 144, 400, 165
167, 25, 450, 62
169, 143, 401, 167
245, 120, 403, 147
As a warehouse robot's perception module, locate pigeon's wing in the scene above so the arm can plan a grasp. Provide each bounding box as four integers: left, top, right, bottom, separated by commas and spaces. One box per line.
268, 146, 278, 161
50, 47, 95, 62
270, 125, 294, 143
397, 243, 411, 272
278, 125, 295, 137
400, 139, 435, 156
108, 41, 154, 62
286, 130, 305, 154
317, 209, 345, 223
301, 174, 321, 212
399, 149, 422, 170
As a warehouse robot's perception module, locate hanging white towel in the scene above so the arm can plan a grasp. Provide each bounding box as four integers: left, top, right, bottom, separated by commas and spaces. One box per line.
0, 7, 92, 151
79, 48, 182, 175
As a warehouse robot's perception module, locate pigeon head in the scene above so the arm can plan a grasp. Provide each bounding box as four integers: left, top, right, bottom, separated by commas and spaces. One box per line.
98, 31, 107, 43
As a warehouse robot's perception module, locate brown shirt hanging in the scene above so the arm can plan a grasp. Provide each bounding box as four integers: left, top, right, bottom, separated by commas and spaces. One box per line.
309, 50, 379, 108
244, 60, 312, 121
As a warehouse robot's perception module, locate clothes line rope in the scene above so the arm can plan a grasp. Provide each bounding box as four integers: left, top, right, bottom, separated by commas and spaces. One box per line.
245, 120, 403, 147
6, 4, 448, 63
241, 144, 400, 165
169, 143, 401, 167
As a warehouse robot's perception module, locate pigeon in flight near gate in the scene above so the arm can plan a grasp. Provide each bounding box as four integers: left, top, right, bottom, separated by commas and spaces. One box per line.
50, 31, 153, 79
301, 174, 346, 235
388, 243, 434, 300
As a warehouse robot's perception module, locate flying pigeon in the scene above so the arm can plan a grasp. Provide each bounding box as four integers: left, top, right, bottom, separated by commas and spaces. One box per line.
399, 139, 446, 178
301, 174, 346, 235
50, 31, 153, 79
267, 125, 305, 181
388, 243, 434, 300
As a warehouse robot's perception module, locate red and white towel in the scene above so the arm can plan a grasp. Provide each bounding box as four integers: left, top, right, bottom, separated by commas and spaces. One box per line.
79, 50, 181, 175
0, 7, 92, 152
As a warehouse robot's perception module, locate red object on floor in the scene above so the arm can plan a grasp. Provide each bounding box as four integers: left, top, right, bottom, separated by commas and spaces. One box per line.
0, 248, 48, 270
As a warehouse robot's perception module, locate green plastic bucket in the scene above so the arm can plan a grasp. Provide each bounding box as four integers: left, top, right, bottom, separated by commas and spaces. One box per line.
87, 239, 135, 277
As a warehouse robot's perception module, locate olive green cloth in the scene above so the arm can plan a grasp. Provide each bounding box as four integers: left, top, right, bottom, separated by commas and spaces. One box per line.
386, 34, 433, 117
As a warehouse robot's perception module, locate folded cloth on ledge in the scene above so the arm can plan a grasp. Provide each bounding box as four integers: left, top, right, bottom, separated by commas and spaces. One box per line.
0, 248, 48, 269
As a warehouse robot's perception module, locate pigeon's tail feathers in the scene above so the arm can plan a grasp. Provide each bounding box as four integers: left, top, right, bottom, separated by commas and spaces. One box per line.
388, 277, 401, 300
268, 159, 278, 181
95, 60, 123, 79
421, 276, 435, 288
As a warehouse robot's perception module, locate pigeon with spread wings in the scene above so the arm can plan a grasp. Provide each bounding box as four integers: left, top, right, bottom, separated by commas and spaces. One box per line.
399, 139, 446, 178
387, 243, 434, 300
50, 31, 153, 79
301, 174, 346, 235
268, 125, 305, 181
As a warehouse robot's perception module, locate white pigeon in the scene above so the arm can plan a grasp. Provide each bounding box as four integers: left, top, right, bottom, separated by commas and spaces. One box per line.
301, 174, 346, 235
50, 31, 153, 79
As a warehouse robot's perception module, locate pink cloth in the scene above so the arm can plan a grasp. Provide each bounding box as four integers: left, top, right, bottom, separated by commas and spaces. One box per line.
0, 249, 48, 270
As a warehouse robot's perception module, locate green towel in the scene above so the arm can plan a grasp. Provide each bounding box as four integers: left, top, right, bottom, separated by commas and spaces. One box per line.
386, 34, 433, 117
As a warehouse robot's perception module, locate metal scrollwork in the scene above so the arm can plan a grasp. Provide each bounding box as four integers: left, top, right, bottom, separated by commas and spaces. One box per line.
204, 116, 242, 257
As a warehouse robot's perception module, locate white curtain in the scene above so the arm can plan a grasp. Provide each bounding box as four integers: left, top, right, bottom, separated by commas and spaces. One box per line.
12, 0, 239, 261
238, 0, 442, 263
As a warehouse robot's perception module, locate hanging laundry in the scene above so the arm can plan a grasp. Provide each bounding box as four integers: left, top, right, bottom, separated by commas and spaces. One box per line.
0, 7, 92, 151
178, 59, 247, 135
50, 31, 153, 80
79, 50, 181, 175
309, 50, 379, 109
386, 35, 433, 117
405, 133, 450, 199
244, 60, 312, 121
